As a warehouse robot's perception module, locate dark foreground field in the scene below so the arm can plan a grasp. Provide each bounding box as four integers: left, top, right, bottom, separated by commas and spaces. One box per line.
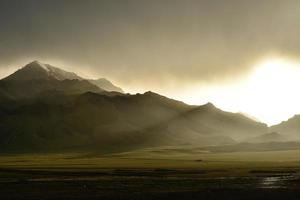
1, 168, 300, 200
2, 149, 300, 200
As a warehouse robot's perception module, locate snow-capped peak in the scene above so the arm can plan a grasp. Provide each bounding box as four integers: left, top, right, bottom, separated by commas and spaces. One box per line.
32, 60, 50, 72
2, 61, 124, 93
3, 61, 82, 81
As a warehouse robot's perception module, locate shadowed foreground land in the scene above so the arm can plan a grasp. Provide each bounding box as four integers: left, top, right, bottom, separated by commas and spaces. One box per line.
2, 169, 300, 200
2, 148, 300, 199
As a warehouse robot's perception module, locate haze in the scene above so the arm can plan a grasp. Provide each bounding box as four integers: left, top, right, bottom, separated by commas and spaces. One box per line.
1, 0, 300, 125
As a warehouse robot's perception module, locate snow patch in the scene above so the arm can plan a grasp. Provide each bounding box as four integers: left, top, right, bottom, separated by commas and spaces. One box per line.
34, 61, 50, 72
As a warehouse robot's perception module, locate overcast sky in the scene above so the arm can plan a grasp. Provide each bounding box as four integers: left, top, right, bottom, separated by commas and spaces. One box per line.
1, 0, 300, 122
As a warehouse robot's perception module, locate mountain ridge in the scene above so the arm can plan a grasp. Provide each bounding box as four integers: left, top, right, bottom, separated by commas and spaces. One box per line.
2, 61, 123, 93
0, 61, 288, 153
271, 115, 300, 140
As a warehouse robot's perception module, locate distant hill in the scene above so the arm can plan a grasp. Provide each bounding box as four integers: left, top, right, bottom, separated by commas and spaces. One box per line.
0, 61, 270, 153
143, 102, 267, 146
271, 115, 300, 140
246, 132, 287, 143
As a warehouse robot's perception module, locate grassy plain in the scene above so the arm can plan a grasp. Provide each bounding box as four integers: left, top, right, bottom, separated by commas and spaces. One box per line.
1, 146, 300, 171
2, 147, 300, 199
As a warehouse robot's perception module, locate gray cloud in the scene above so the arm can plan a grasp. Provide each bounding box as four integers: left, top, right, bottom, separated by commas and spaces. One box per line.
1, 0, 300, 92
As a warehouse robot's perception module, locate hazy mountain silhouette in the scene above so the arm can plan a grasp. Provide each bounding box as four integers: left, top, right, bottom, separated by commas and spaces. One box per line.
88, 78, 124, 93
246, 132, 286, 143
147, 102, 268, 146
0, 61, 272, 153
271, 115, 300, 140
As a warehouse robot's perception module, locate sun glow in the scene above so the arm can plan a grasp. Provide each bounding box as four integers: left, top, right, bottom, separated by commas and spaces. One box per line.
179, 57, 300, 126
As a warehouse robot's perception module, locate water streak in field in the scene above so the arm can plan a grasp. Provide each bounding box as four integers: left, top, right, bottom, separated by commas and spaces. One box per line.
260, 175, 298, 189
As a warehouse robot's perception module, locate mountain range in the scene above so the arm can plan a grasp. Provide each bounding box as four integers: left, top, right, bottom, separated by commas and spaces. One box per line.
0, 61, 298, 153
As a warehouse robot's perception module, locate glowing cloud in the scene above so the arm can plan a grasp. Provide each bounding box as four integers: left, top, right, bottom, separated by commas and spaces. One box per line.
178, 57, 300, 126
